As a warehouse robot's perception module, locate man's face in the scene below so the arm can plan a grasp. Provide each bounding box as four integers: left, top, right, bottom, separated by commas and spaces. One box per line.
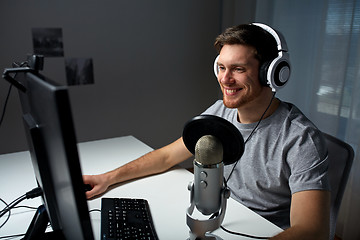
217, 44, 264, 109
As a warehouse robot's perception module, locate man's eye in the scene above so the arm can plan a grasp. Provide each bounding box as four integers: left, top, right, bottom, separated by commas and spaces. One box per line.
218, 66, 225, 71
235, 68, 244, 72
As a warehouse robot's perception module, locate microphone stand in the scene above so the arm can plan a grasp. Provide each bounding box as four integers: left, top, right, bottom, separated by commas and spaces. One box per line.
186, 173, 230, 240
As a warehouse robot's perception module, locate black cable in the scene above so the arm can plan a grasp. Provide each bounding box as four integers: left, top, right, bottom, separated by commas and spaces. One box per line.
12, 205, 38, 211
0, 188, 42, 240
221, 225, 270, 239
1, 208, 99, 238
0, 233, 25, 239
0, 195, 26, 219
0, 187, 42, 218
89, 209, 101, 213
0, 204, 38, 230
0, 198, 10, 229
0, 198, 9, 211
0, 60, 28, 128
25, 187, 43, 199
225, 92, 276, 184
219, 92, 276, 239
0, 85, 13, 128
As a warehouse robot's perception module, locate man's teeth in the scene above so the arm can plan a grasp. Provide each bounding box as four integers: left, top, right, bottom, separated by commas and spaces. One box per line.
226, 89, 237, 94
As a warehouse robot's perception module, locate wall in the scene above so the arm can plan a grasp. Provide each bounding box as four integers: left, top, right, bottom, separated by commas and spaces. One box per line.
0, 0, 222, 159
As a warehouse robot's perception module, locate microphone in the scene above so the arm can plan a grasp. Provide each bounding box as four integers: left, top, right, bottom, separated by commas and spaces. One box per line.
183, 115, 244, 240
193, 135, 223, 215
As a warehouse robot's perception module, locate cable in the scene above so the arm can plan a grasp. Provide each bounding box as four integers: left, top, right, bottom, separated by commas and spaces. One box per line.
0, 233, 25, 239
219, 92, 276, 239
0, 187, 42, 218
25, 187, 43, 199
0, 198, 10, 229
0, 61, 28, 128
0, 203, 38, 230
220, 225, 270, 239
0, 188, 42, 240
89, 209, 101, 213
13, 205, 38, 211
225, 92, 276, 184
0, 195, 26, 219
0, 85, 13, 128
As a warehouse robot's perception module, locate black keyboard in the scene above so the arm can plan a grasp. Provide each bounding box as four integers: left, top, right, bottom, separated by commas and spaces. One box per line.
101, 198, 158, 240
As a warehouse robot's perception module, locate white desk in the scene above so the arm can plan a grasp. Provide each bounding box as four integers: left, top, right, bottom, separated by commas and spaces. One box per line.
0, 136, 282, 239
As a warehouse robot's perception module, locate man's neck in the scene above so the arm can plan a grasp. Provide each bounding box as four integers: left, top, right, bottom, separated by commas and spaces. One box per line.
237, 94, 280, 124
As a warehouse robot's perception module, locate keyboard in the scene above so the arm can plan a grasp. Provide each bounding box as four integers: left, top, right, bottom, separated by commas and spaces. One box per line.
101, 198, 158, 240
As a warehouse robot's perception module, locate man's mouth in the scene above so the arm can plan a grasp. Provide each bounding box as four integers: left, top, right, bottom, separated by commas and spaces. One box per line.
224, 88, 242, 95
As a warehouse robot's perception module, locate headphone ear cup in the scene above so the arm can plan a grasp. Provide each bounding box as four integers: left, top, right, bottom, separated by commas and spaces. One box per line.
259, 61, 271, 87
260, 56, 291, 91
268, 57, 291, 90
213, 55, 220, 78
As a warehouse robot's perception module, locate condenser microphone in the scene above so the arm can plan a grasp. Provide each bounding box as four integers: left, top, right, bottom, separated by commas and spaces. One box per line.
193, 135, 224, 215
183, 115, 244, 240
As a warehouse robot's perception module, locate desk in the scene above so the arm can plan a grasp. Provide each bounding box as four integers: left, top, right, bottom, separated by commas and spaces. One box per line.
0, 136, 282, 239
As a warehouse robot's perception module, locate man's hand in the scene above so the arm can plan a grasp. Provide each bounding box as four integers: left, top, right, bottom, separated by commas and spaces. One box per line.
83, 174, 111, 199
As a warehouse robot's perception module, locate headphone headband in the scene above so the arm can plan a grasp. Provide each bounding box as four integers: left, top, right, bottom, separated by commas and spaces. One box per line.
251, 23, 288, 52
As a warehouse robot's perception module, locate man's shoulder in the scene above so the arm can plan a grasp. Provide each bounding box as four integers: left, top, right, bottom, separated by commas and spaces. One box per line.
278, 101, 327, 158
281, 101, 319, 132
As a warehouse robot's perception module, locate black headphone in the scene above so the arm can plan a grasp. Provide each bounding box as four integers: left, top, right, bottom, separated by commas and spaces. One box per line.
213, 23, 291, 92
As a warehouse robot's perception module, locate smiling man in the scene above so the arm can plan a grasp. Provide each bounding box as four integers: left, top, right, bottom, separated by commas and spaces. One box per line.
216, 44, 278, 123
83, 23, 330, 240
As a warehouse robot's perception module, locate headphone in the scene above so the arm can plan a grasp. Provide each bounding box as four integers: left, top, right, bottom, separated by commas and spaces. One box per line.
213, 23, 291, 92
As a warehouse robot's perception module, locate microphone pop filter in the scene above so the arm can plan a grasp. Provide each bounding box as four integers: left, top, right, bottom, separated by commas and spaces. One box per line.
183, 115, 244, 165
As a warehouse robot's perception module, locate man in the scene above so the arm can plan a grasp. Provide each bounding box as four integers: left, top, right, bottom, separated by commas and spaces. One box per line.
83, 24, 330, 239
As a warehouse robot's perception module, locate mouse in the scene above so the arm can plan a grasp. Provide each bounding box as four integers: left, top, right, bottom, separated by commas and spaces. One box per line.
84, 184, 93, 192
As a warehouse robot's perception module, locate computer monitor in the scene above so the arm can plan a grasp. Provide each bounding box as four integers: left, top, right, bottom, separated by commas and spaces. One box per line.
10, 60, 94, 239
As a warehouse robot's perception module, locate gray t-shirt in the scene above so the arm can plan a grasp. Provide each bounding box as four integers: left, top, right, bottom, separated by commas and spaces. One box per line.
202, 100, 330, 229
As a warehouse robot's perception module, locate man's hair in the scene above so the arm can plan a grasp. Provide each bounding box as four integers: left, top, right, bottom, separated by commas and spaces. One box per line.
214, 24, 278, 65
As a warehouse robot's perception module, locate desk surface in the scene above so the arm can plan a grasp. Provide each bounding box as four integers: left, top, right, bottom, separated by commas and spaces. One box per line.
0, 136, 282, 239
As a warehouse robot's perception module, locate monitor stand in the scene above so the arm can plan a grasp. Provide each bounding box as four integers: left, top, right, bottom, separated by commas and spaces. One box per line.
22, 205, 65, 240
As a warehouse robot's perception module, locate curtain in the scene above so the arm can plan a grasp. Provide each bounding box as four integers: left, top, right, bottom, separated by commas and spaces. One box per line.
224, 0, 360, 239
258, 1, 359, 239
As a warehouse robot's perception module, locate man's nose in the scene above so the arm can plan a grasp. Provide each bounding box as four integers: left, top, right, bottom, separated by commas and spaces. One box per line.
219, 70, 235, 85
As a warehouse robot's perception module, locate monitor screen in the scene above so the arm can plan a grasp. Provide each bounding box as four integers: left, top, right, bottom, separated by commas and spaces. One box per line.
13, 64, 94, 239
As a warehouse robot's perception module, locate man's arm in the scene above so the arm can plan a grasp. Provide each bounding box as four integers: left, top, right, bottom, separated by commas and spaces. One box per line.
83, 137, 193, 199
270, 190, 330, 240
